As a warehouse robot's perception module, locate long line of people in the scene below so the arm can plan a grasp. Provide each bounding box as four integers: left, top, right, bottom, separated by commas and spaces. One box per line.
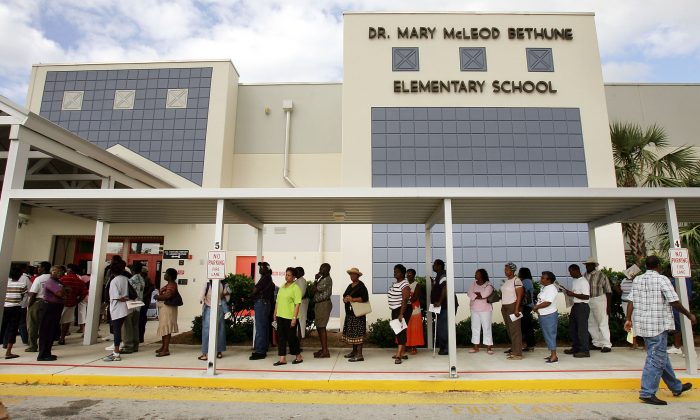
0, 256, 645, 366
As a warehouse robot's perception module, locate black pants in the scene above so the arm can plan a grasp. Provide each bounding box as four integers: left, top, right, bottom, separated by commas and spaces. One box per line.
139, 305, 148, 343
111, 316, 126, 350
38, 302, 63, 359
2, 306, 22, 345
392, 307, 412, 346
521, 306, 536, 348
570, 303, 590, 353
276, 317, 300, 357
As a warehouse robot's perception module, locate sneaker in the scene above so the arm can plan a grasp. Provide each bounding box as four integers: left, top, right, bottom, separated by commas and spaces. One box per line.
640, 395, 667, 405
667, 346, 683, 355
601, 347, 612, 353
249, 352, 266, 360
573, 352, 590, 358
563, 348, 575, 355
105, 344, 115, 351
103, 353, 121, 362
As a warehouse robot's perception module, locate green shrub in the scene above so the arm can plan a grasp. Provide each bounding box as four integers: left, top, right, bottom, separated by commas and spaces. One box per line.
491, 322, 509, 344
456, 318, 471, 345
367, 318, 396, 348
192, 314, 254, 344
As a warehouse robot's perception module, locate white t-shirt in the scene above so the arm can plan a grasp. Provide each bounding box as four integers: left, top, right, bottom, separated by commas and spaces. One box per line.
295, 276, 308, 300
109, 275, 129, 320
29, 274, 50, 299
571, 276, 590, 304
537, 284, 558, 316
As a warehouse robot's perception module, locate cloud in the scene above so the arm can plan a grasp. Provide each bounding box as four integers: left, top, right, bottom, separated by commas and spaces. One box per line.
2, 0, 700, 105
601, 61, 652, 83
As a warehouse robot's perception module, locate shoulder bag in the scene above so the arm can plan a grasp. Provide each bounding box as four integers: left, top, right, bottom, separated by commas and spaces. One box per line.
165, 289, 184, 307
351, 300, 372, 316
486, 282, 501, 304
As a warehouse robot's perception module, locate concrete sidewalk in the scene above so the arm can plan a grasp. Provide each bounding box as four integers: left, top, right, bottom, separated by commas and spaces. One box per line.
1, 322, 699, 392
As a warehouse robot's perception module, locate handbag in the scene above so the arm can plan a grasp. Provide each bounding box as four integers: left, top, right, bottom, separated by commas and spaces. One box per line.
486, 282, 501, 304
165, 290, 184, 307
351, 301, 372, 316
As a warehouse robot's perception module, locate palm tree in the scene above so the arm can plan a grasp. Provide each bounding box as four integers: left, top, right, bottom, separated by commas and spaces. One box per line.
610, 122, 698, 262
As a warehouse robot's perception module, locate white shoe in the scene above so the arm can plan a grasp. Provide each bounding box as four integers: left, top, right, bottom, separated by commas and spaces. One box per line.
667, 346, 683, 354
105, 344, 115, 351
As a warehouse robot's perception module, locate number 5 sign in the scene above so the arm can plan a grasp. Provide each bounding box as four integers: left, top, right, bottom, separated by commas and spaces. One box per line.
207, 251, 226, 280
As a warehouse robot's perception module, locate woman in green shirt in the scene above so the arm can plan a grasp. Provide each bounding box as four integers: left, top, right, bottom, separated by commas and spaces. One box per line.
273, 267, 303, 366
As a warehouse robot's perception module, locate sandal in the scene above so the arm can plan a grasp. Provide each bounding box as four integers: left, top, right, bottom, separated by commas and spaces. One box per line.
391, 355, 408, 360
273, 361, 287, 366
468, 348, 479, 353
217, 352, 223, 359
394, 358, 402, 364
314, 352, 330, 358
486, 349, 494, 355
197, 355, 208, 361
409, 348, 417, 355
507, 355, 522, 360
156, 352, 170, 357
292, 359, 303, 364
4, 354, 19, 359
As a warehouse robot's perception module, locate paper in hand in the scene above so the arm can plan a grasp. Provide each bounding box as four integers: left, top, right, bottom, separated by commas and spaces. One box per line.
627, 328, 635, 344
509, 313, 523, 322
389, 318, 408, 334
126, 300, 145, 309
428, 304, 441, 314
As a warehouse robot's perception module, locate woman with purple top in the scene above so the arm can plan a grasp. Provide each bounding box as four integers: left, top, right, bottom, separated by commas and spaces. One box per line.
37, 265, 66, 361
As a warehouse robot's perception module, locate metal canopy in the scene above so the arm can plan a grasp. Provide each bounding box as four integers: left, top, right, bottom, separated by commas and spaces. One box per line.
9, 187, 700, 225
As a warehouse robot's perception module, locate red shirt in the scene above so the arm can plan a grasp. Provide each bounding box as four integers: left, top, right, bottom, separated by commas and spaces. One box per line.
60, 272, 87, 307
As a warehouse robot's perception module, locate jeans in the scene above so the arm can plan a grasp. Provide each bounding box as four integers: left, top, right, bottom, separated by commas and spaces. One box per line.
253, 299, 271, 355
539, 312, 558, 351
111, 316, 126, 351
570, 303, 590, 353
435, 307, 451, 351
201, 304, 226, 354
640, 331, 683, 398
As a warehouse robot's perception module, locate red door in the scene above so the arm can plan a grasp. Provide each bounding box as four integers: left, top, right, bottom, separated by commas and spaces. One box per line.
235, 256, 258, 279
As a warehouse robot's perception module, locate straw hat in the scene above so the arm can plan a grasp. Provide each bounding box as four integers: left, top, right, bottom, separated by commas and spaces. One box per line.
346, 267, 363, 277
583, 256, 598, 265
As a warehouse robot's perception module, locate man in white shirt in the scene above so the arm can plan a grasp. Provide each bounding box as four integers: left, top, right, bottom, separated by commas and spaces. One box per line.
25, 261, 52, 352
103, 260, 129, 362
564, 264, 591, 358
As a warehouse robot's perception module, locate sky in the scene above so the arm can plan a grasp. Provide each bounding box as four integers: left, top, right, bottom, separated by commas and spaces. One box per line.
2, 0, 700, 105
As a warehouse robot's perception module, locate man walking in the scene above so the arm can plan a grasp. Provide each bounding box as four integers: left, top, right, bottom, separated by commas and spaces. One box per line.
564, 264, 591, 358
250, 262, 274, 360
584, 257, 612, 352
625, 255, 696, 405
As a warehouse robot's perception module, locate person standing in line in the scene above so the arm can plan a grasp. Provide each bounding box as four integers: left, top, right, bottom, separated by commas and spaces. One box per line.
311, 263, 333, 359
564, 264, 591, 358
18, 266, 33, 345
389, 264, 411, 364
405, 268, 424, 355
584, 257, 613, 353
501, 262, 524, 360
341, 267, 369, 362
294, 267, 308, 342
57, 264, 86, 345
25, 261, 52, 353
103, 260, 129, 362
37, 266, 66, 362
198, 278, 227, 361
3, 268, 29, 359
518, 267, 536, 352
154, 268, 180, 358
139, 267, 154, 344
250, 262, 275, 360
618, 271, 639, 350
77, 267, 91, 335
122, 262, 145, 354
273, 267, 303, 366
534, 271, 559, 364
431, 259, 456, 356
625, 255, 696, 406
467, 269, 494, 355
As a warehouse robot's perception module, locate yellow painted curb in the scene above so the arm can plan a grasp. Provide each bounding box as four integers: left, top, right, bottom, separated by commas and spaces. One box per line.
2, 374, 699, 392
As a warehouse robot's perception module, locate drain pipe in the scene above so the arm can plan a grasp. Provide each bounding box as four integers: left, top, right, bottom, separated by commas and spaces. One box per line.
282, 100, 297, 187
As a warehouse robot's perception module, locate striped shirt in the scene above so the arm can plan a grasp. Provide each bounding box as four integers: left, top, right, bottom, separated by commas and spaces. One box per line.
388, 279, 409, 309
585, 270, 611, 298
628, 270, 678, 337
5, 277, 29, 307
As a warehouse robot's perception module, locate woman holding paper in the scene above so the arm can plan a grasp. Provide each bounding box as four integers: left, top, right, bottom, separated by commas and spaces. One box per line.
388, 264, 411, 364
341, 267, 369, 362
534, 271, 559, 364
405, 268, 424, 355
501, 262, 524, 360
467, 269, 494, 354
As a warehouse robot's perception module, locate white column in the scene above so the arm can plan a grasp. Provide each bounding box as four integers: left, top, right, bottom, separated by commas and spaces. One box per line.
0, 130, 28, 325
665, 198, 697, 374
83, 177, 114, 345
444, 198, 458, 378
424, 227, 433, 349
587, 225, 598, 261
207, 199, 225, 375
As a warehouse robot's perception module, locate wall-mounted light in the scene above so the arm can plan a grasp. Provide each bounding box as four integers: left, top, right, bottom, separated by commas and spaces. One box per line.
264, 107, 271, 115
17, 213, 30, 229
332, 211, 346, 222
